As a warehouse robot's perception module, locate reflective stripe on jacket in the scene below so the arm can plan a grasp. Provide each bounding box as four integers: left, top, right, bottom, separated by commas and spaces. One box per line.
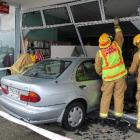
99, 41, 127, 81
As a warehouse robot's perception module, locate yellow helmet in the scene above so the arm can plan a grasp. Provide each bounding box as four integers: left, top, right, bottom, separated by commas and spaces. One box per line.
133, 34, 140, 48
99, 33, 112, 49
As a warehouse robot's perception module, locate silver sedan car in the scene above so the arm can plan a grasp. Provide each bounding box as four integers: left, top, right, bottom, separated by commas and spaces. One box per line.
0, 58, 101, 130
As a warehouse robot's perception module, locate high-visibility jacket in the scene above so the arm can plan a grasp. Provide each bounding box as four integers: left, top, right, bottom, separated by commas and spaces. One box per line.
99, 41, 127, 81
30, 54, 36, 63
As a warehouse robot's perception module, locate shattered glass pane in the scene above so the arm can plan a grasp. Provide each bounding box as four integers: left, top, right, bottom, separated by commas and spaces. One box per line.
24, 25, 80, 45
43, 7, 71, 25
103, 0, 140, 19
71, 1, 101, 22
22, 11, 43, 27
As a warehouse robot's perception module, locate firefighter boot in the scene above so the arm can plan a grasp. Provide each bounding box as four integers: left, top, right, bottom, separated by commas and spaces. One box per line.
135, 102, 140, 132
115, 117, 121, 127
100, 118, 108, 127
131, 101, 140, 133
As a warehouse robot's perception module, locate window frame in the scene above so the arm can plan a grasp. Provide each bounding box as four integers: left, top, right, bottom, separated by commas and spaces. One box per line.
43, 7, 71, 26
75, 59, 100, 82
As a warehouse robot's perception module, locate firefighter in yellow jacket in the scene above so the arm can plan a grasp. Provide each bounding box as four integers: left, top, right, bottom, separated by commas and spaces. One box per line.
95, 18, 127, 125
10, 47, 36, 75
10, 53, 34, 75
129, 34, 140, 133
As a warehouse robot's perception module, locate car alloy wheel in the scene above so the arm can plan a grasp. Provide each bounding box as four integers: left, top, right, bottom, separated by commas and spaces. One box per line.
62, 102, 85, 130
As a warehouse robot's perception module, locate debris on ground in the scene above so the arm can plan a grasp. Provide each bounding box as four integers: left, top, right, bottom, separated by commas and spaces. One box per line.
75, 116, 133, 140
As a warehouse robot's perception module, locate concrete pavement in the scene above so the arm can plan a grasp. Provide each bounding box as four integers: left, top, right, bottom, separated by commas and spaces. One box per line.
0, 109, 139, 140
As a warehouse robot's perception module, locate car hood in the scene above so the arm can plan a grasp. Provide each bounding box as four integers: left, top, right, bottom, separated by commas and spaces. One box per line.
1, 75, 53, 91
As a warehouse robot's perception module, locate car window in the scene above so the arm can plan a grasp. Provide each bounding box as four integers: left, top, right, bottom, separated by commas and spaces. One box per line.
76, 60, 100, 82
24, 60, 71, 79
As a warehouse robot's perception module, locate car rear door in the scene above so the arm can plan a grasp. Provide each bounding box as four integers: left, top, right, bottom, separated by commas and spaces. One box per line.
75, 60, 101, 111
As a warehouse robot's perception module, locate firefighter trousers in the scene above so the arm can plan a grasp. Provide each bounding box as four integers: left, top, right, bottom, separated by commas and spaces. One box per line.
100, 77, 127, 118
136, 86, 140, 129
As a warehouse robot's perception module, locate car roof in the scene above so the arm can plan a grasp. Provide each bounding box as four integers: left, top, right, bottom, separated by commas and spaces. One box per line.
47, 57, 94, 62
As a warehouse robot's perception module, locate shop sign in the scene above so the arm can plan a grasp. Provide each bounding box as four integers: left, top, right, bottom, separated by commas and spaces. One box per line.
0, 2, 9, 14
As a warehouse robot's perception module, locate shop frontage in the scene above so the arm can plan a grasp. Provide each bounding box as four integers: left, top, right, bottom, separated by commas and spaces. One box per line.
0, 0, 140, 140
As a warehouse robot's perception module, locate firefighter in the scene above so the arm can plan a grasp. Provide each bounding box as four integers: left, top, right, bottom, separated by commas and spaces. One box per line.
10, 39, 35, 75
129, 34, 140, 133
30, 49, 36, 63
95, 18, 127, 125
10, 53, 34, 75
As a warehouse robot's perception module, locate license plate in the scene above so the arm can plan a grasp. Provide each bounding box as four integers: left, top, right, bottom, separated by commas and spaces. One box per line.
8, 87, 20, 100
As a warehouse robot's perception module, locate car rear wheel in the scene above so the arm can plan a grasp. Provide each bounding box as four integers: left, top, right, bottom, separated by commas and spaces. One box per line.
62, 102, 85, 131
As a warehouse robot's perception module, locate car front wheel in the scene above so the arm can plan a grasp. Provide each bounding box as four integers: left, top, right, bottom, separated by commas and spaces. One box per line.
62, 102, 85, 131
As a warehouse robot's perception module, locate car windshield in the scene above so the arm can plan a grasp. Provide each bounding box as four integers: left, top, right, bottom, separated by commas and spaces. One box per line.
24, 60, 71, 79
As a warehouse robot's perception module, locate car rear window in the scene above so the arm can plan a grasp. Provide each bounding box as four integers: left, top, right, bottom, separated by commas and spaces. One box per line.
24, 60, 71, 79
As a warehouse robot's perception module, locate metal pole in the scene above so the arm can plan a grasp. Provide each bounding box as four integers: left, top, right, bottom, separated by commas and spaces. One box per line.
99, 0, 106, 20
22, 23, 73, 30
66, 5, 87, 57
15, 5, 21, 59
77, 16, 140, 27
40, 10, 46, 28
22, 16, 140, 30
20, 11, 25, 54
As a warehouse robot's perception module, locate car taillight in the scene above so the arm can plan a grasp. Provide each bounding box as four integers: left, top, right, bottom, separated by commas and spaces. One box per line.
1, 85, 8, 94
20, 91, 40, 103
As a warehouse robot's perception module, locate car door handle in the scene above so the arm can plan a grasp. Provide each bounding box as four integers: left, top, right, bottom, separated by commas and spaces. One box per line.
79, 85, 86, 89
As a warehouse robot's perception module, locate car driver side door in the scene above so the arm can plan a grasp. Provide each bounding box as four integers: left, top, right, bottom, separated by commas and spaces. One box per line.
75, 60, 101, 112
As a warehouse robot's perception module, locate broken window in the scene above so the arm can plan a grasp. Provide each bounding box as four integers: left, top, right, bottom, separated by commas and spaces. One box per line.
103, 0, 140, 19
43, 7, 71, 25
24, 25, 80, 45
70, 1, 101, 23
22, 11, 43, 27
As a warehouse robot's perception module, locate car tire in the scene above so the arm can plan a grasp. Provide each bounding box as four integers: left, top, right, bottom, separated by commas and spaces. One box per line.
62, 102, 85, 131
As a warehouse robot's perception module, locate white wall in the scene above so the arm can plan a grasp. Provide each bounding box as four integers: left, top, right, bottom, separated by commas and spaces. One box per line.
131, 9, 140, 31
51, 45, 75, 58
84, 45, 99, 58
8, 0, 140, 16
4, 0, 77, 10
131, 19, 140, 31
20, 0, 77, 10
